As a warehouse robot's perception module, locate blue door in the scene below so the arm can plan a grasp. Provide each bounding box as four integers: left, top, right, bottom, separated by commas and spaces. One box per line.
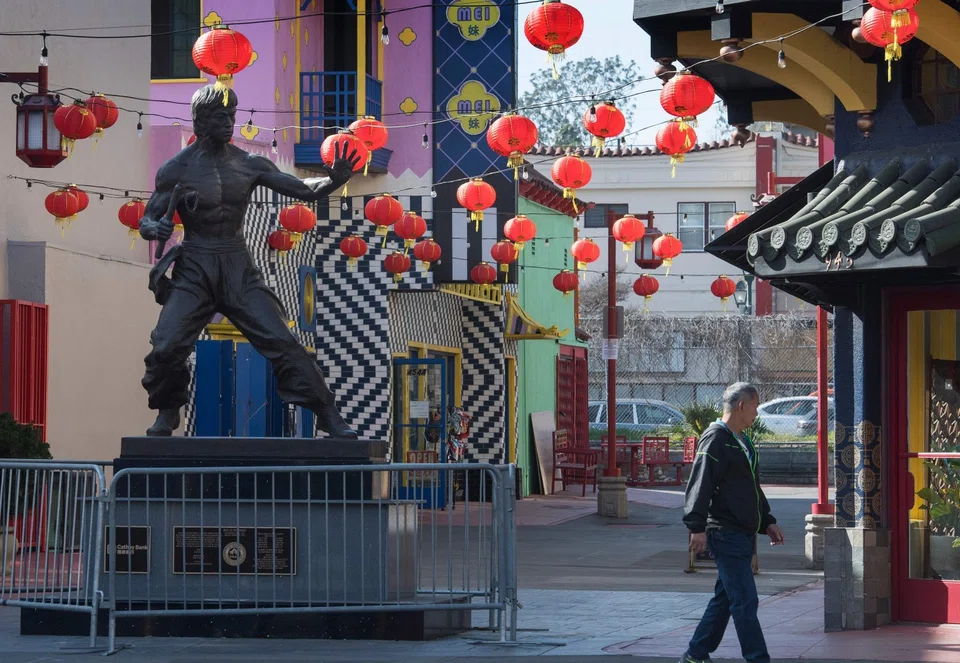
393, 357, 447, 509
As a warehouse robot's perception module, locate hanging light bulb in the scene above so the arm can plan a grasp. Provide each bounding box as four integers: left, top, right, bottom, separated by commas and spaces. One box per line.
137, 113, 143, 139
380, 13, 390, 45
544, 238, 550, 248
421, 124, 429, 149
246, 110, 254, 130
40, 33, 48, 66
777, 41, 787, 69
588, 105, 597, 122
26, 181, 31, 189
715, 0, 724, 13
341, 199, 349, 211
99, 193, 105, 202
272, 131, 278, 155
430, 188, 437, 199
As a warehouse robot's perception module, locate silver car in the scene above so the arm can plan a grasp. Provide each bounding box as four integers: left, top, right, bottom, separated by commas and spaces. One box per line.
756, 397, 834, 437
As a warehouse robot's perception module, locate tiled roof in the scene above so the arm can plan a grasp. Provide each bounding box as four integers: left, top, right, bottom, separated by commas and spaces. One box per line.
528, 130, 817, 159
518, 165, 592, 218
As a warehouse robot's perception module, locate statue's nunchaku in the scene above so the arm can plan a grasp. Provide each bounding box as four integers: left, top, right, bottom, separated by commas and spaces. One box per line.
155, 183, 185, 260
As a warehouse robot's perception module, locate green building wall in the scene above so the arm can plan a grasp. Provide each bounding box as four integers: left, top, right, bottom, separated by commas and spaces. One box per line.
516, 198, 585, 496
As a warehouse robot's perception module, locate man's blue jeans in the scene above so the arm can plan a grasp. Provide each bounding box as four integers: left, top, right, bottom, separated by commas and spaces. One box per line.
686, 529, 770, 663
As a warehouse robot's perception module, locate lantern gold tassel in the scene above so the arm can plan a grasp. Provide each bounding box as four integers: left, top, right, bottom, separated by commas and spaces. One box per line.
643, 296, 650, 314
348, 257, 357, 271
471, 210, 483, 233
509, 152, 524, 181
623, 242, 633, 264
563, 188, 579, 213
891, 8, 909, 28
662, 257, 673, 276
364, 149, 371, 176
885, 38, 902, 83
670, 154, 685, 179
128, 228, 138, 250
547, 45, 566, 80
592, 136, 605, 158
215, 74, 234, 105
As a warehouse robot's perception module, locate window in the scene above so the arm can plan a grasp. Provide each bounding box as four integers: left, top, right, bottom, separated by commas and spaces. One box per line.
637, 404, 675, 425
587, 403, 602, 423
909, 45, 960, 125
677, 202, 737, 251
151, 0, 202, 80
615, 404, 635, 424
584, 203, 629, 229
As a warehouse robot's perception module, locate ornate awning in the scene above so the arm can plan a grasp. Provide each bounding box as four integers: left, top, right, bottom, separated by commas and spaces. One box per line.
504, 292, 568, 341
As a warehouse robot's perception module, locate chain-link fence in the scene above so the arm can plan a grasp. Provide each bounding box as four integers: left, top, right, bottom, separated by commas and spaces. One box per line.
582, 312, 834, 447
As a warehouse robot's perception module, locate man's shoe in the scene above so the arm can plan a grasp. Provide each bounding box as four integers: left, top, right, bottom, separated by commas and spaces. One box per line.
146, 409, 181, 436
679, 654, 711, 663
316, 404, 358, 439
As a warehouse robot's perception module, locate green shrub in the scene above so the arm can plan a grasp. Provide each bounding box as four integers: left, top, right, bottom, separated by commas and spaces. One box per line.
0, 413, 51, 460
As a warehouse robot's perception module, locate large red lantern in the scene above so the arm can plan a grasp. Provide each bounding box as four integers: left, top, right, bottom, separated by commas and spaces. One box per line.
470, 262, 498, 285
321, 130, 369, 195
523, 1, 584, 77
551, 155, 592, 212
46, 188, 80, 233
859, 7, 920, 82
457, 178, 497, 232
348, 116, 389, 176
570, 237, 601, 271
394, 211, 427, 250
65, 185, 89, 214
384, 251, 412, 283
612, 214, 646, 259
84, 94, 119, 139
364, 194, 404, 245
504, 215, 537, 251
868, 0, 919, 27
633, 274, 660, 313
118, 198, 146, 246
725, 212, 750, 232
53, 103, 98, 154
553, 270, 578, 297
711, 275, 738, 311
652, 233, 683, 275
192, 24, 254, 102
656, 119, 697, 178
490, 240, 519, 280
340, 235, 368, 270
269, 230, 297, 256
413, 239, 442, 271
583, 101, 626, 156
660, 71, 716, 125
279, 203, 317, 238
486, 113, 539, 179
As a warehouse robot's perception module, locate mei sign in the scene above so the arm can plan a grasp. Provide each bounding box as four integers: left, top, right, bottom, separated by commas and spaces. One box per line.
447, 0, 500, 41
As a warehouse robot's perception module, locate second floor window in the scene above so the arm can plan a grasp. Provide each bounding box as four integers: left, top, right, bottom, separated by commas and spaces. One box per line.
151, 0, 201, 80
678, 202, 736, 251
584, 203, 629, 229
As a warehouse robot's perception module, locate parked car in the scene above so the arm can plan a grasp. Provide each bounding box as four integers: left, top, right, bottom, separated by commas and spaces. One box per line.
756, 396, 834, 437
796, 400, 837, 436
587, 399, 684, 437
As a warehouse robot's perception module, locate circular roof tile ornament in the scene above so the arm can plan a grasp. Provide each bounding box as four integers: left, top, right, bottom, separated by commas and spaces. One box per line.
902, 218, 921, 245
822, 222, 840, 247
796, 227, 814, 252
851, 222, 868, 248
747, 233, 760, 257
770, 226, 786, 251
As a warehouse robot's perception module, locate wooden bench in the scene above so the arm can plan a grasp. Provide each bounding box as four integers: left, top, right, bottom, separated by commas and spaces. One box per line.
638, 436, 694, 487
552, 429, 599, 496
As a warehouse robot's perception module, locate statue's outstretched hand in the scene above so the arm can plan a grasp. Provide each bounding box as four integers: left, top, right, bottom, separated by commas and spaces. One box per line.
324, 141, 362, 187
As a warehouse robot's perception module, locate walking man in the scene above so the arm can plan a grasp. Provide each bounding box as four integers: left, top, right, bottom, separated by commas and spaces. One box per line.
680, 382, 785, 663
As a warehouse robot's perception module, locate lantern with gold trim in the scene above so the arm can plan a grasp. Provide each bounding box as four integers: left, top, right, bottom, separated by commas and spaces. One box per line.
859, 6, 920, 82
490, 240, 519, 281
394, 211, 427, 251
64, 185, 89, 214
570, 237, 600, 272
321, 130, 368, 196
118, 198, 146, 247
656, 119, 697, 178
486, 113, 539, 180
413, 238, 442, 271
84, 94, 119, 142
384, 251, 411, 283
868, 0, 919, 27
551, 154, 592, 213
53, 103, 97, 155
553, 269, 578, 297
612, 214, 645, 263
364, 194, 403, 247
659, 71, 715, 128
504, 214, 537, 251
279, 203, 316, 248
456, 178, 496, 232
340, 234, 368, 270
523, 0, 584, 78
348, 116, 389, 176
711, 275, 738, 311
725, 211, 750, 232
470, 261, 498, 285
191, 24, 254, 104
583, 101, 625, 157
268, 229, 297, 260
633, 274, 659, 314
46, 188, 80, 235
652, 233, 683, 275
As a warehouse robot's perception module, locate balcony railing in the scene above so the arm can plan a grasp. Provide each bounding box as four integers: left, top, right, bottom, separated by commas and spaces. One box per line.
299, 72, 383, 142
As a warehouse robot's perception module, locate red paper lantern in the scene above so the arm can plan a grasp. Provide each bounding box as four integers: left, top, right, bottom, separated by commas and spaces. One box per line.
868, 0, 919, 27
279, 203, 316, 237
413, 238, 442, 271
53, 103, 98, 153
269, 229, 297, 254
486, 113, 539, 179
118, 198, 146, 246
504, 215, 537, 251
46, 188, 80, 232
551, 155, 592, 212
633, 274, 660, 313
570, 237, 601, 271
490, 240, 519, 278
364, 194, 404, 243
457, 178, 497, 231
583, 101, 626, 156
660, 71, 716, 124
64, 185, 89, 213
84, 94, 119, 138
320, 130, 369, 195
348, 116, 389, 176
711, 275, 738, 310
192, 25, 254, 101
394, 211, 427, 249
340, 234, 368, 270
470, 261, 498, 285
384, 251, 412, 283
652, 233, 683, 274
656, 119, 697, 178
523, 1, 584, 76
860, 7, 920, 82
725, 212, 750, 232
612, 214, 646, 257
553, 269, 578, 297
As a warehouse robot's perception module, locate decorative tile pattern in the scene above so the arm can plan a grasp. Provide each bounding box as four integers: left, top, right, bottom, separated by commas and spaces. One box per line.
461, 298, 506, 463
834, 419, 882, 528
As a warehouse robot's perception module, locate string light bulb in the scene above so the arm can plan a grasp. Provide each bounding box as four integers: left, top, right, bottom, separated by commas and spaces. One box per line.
777, 41, 787, 69
40, 32, 48, 66
588, 105, 597, 122
381, 12, 390, 45
430, 188, 437, 199
246, 110, 254, 130
421, 124, 429, 149
341, 198, 349, 211
136, 113, 143, 139
715, 0, 724, 13
272, 131, 278, 155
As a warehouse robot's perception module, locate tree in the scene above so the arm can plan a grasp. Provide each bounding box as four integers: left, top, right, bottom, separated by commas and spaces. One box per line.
519, 56, 642, 147
577, 266, 632, 322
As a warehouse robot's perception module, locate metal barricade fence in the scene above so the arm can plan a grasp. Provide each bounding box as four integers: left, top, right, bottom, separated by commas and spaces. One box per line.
105, 463, 518, 653
0, 461, 108, 650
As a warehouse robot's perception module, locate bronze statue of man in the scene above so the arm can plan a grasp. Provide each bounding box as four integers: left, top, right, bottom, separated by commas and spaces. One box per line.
137, 84, 360, 438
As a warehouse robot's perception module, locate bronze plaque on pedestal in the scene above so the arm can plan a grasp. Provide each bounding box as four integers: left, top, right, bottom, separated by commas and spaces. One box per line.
172, 527, 296, 576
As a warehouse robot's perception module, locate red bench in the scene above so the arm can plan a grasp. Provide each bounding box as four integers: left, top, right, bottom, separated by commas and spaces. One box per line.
552, 429, 599, 496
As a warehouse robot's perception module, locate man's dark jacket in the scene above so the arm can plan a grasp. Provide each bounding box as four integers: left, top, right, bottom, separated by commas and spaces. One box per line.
683, 422, 776, 536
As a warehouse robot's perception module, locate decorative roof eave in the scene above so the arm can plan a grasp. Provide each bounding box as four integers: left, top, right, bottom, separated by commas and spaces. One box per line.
504, 292, 569, 341
519, 164, 592, 218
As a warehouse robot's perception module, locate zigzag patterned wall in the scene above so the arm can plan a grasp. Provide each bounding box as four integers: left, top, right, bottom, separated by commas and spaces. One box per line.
461, 299, 506, 463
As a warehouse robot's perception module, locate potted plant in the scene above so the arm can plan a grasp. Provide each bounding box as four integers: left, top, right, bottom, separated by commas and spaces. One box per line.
0, 413, 52, 573
916, 461, 960, 580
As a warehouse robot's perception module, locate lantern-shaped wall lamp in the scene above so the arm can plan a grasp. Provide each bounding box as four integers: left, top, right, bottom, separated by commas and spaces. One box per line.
633, 212, 663, 270
9, 65, 66, 168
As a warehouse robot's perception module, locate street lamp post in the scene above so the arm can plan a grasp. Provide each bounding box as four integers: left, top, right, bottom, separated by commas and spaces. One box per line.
734, 273, 755, 315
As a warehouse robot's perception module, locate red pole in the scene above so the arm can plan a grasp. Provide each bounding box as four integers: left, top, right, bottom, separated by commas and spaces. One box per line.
813, 306, 834, 514
605, 208, 620, 477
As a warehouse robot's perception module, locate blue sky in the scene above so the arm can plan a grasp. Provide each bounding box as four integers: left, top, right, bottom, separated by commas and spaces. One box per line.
516, 0, 724, 147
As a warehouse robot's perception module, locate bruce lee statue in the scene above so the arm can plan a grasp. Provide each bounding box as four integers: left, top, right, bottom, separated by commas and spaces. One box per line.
137, 84, 360, 438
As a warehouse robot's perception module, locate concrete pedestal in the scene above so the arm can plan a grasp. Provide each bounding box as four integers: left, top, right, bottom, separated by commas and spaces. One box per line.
804, 513, 835, 570
597, 475, 628, 519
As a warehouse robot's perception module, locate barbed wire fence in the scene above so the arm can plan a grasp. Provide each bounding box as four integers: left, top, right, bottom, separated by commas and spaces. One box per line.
581, 310, 835, 446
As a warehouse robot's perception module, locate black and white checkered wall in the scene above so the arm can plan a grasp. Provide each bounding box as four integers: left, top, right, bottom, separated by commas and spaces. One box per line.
461, 298, 506, 464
